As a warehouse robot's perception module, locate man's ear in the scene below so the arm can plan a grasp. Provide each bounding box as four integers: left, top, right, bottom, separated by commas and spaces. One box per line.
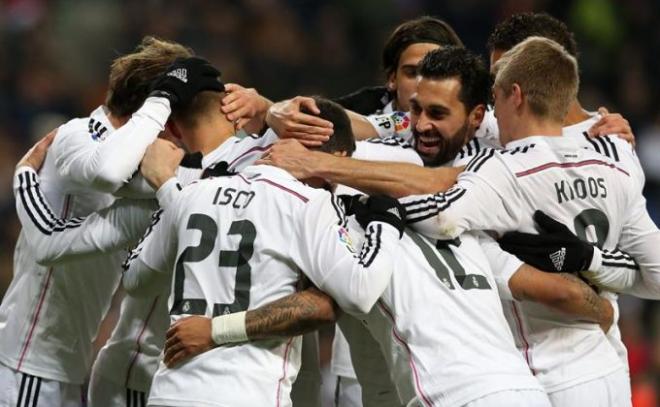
512, 83, 524, 110
386, 71, 397, 92
468, 104, 486, 129
166, 120, 183, 140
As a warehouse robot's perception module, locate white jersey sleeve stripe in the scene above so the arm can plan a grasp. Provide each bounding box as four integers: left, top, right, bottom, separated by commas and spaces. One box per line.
404, 189, 467, 224
17, 172, 84, 235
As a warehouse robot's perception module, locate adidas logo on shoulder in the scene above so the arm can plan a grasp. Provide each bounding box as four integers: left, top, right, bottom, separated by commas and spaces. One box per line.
167, 68, 188, 83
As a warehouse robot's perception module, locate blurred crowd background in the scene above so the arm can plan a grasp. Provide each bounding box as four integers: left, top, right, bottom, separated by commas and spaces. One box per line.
1, 0, 659, 405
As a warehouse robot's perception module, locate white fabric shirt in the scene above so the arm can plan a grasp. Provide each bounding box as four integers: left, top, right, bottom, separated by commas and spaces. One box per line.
93, 132, 280, 392
331, 137, 422, 380
11, 128, 279, 391
343, 218, 542, 407
400, 135, 655, 392
0, 99, 171, 384
122, 165, 400, 407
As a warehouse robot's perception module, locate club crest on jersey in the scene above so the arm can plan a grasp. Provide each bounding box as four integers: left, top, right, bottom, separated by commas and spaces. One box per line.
392, 111, 410, 133
337, 226, 356, 253
167, 68, 188, 83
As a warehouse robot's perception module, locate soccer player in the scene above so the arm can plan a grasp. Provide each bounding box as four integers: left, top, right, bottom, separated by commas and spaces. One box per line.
0, 37, 216, 407
335, 16, 462, 115
167, 47, 632, 407
401, 37, 650, 406
11, 66, 319, 405
120, 97, 405, 407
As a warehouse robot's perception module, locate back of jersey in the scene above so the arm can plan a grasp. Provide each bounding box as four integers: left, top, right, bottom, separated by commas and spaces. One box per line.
356, 225, 541, 406
475, 136, 632, 392
148, 165, 324, 407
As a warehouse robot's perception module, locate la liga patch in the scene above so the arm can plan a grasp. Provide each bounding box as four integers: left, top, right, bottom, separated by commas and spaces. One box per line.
337, 226, 356, 253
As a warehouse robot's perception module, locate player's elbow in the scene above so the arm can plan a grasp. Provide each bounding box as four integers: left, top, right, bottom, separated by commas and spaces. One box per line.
341, 293, 379, 315
92, 168, 129, 193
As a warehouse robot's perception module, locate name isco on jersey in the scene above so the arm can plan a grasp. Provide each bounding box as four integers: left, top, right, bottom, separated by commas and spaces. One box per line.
212, 187, 256, 209
555, 177, 607, 204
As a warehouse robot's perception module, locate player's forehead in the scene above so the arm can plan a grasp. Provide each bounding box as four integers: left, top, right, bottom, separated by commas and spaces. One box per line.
414, 76, 464, 111
398, 42, 441, 69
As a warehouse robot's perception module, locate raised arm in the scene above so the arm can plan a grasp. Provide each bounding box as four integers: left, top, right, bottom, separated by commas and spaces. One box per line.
52, 57, 222, 193
292, 194, 404, 315
13, 135, 159, 265
401, 150, 522, 239
260, 138, 460, 197
52, 96, 171, 193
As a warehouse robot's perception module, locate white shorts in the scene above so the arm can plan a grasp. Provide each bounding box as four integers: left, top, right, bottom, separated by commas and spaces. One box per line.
0, 362, 85, 407
334, 376, 363, 407
548, 368, 631, 407
88, 369, 148, 407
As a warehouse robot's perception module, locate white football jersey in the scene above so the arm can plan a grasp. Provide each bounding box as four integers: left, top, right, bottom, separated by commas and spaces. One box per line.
343, 218, 542, 407
0, 98, 173, 384
401, 135, 660, 392
94, 132, 281, 392
11, 128, 280, 391
331, 138, 422, 385
122, 165, 400, 407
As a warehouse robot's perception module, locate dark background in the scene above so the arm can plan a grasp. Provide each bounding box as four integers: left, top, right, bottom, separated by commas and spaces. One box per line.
1, 0, 659, 405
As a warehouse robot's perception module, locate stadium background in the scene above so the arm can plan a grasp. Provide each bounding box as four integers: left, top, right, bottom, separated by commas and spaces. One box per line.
0, 0, 658, 405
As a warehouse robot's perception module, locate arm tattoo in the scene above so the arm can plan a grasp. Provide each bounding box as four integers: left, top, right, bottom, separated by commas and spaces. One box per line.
559, 273, 608, 324
245, 288, 339, 340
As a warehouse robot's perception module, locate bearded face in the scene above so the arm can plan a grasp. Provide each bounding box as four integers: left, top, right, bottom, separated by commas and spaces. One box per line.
410, 77, 480, 167
413, 120, 471, 167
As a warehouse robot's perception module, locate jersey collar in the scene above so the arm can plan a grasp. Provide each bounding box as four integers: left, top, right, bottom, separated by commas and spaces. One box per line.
201, 130, 250, 170
561, 113, 600, 136
505, 135, 579, 150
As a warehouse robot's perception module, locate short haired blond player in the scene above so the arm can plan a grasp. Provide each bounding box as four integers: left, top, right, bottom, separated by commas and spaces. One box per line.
401, 37, 660, 406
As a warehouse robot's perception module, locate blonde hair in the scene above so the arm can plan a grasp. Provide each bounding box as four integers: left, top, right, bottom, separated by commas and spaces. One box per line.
105, 36, 193, 117
493, 36, 578, 123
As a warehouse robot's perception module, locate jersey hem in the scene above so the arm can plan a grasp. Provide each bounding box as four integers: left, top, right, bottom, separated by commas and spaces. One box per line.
435, 379, 544, 407
0, 355, 83, 385
542, 363, 624, 394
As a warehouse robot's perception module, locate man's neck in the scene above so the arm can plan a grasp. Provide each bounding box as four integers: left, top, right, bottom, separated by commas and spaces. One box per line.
508, 115, 563, 143
107, 112, 128, 129
186, 120, 235, 156
563, 99, 591, 126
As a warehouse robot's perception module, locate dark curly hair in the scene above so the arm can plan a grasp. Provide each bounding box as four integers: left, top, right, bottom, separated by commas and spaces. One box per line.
418, 47, 491, 111
382, 16, 463, 77
487, 13, 578, 57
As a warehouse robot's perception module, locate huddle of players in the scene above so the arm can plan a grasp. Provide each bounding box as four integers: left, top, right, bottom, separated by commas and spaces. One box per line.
1, 11, 656, 407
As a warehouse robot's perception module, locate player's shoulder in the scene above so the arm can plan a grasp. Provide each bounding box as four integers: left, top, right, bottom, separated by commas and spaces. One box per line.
357, 137, 422, 165
53, 106, 112, 149
453, 138, 495, 166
